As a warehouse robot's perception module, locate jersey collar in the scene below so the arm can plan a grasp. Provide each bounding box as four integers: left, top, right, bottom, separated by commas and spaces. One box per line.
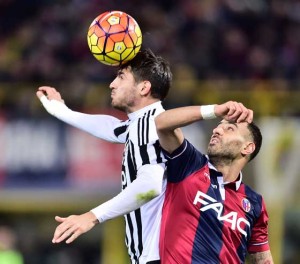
127, 101, 163, 120
206, 157, 243, 191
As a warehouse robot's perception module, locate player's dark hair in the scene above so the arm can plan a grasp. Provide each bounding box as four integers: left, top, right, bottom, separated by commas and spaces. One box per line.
120, 48, 172, 100
247, 122, 262, 162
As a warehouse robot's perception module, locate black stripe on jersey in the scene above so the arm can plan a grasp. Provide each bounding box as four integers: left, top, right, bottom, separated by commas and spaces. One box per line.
151, 108, 156, 116
141, 115, 146, 145
140, 144, 150, 165
145, 110, 151, 143
137, 119, 141, 146
153, 140, 163, 163
134, 209, 143, 261
138, 110, 152, 146
114, 124, 128, 137
126, 214, 138, 263
127, 140, 137, 183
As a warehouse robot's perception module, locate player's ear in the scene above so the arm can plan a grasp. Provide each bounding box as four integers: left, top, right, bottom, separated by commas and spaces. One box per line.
140, 81, 151, 96
241, 142, 255, 157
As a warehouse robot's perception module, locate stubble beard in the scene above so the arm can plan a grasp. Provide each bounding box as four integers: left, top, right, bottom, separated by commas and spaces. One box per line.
111, 97, 128, 112
111, 92, 136, 113
112, 102, 126, 112
207, 145, 236, 167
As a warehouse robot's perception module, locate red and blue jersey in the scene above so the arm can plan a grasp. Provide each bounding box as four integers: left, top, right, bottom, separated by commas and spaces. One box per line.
159, 140, 270, 264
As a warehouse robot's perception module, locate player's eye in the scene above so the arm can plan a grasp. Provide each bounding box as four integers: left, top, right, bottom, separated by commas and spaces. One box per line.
117, 72, 124, 79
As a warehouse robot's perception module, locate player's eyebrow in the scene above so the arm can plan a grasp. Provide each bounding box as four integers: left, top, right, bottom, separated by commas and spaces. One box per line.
219, 121, 238, 127
117, 70, 124, 76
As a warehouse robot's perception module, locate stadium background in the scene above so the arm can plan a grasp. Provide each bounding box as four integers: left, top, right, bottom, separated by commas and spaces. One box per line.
0, 0, 300, 263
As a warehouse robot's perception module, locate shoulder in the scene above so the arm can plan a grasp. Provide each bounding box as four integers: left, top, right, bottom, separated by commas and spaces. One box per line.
129, 104, 164, 143
242, 184, 266, 217
165, 140, 208, 182
164, 139, 205, 160
243, 184, 263, 202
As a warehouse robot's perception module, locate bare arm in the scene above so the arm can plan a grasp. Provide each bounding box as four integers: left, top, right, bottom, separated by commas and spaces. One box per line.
249, 250, 274, 264
155, 101, 253, 153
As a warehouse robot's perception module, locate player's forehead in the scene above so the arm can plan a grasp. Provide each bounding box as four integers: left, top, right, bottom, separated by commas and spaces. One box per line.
117, 66, 130, 74
219, 119, 237, 126
218, 120, 248, 130
117, 67, 134, 78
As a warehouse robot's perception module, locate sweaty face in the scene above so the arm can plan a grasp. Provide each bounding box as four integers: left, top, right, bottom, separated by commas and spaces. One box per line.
207, 121, 250, 163
109, 68, 140, 112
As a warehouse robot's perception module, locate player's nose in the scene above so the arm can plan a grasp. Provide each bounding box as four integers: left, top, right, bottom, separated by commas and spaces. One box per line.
109, 77, 118, 89
109, 81, 115, 90
212, 126, 223, 135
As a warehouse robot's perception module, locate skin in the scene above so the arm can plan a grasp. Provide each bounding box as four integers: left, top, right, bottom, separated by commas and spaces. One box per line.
249, 251, 274, 264
36, 67, 160, 244
109, 67, 158, 113
155, 101, 274, 263
206, 120, 255, 182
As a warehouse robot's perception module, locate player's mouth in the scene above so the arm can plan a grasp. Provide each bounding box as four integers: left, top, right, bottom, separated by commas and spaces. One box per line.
209, 136, 219, 145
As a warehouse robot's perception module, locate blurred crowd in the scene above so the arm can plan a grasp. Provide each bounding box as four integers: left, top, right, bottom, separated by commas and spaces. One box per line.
0, 0, 300, 117
1, 0, 300, 83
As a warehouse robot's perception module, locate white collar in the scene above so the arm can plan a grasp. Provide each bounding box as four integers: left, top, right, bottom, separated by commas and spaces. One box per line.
127, 101, 163, 120
206, 156, 243, 191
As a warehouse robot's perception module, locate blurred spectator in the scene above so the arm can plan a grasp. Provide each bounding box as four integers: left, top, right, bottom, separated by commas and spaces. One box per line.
1, 0, 300, 83
0, 0, 300, 115
0, 226, 24, 264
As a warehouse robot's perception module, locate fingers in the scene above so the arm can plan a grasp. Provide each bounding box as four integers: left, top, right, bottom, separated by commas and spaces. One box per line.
36, 90, 45, 99
55, 216, 66, 223
225, 101, 253, 123
237, 108, 253, 123
52, 213, 97, 244
53, 226, 78, 244
65, 232, 79, 244
52, 215, 79, 244
37, 86, 63, 102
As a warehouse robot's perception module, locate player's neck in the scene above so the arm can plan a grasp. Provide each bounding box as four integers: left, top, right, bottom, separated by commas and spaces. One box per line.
127, 98, 160, 114
212, 159, 244, 182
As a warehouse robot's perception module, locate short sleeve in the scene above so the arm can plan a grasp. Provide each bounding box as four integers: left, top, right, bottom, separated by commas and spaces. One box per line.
247, 198, 270, 253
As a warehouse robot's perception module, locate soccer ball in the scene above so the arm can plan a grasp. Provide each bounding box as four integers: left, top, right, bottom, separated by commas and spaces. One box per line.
87, 11, 142, 66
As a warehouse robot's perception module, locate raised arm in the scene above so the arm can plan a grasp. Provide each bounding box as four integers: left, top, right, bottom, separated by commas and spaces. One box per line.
155, 101, 253, 153
36, 86, 124, 143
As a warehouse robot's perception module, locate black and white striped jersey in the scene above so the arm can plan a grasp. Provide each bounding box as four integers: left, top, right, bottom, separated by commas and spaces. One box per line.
114, 101, 167, 263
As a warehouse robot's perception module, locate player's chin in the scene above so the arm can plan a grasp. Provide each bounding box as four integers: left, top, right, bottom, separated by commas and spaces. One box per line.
207, 144, 218, 154
111, 101, 126, 112
110, 97, 117, 106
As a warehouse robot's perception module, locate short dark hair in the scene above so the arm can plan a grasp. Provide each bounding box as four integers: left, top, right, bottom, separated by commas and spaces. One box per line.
120, 48, 172, 100
247, 122, 262, 162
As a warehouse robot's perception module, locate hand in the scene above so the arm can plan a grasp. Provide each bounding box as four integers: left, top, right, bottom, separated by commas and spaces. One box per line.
215, 101, 253, 123
36, 86, 64, 103
52, 212, 99, 244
